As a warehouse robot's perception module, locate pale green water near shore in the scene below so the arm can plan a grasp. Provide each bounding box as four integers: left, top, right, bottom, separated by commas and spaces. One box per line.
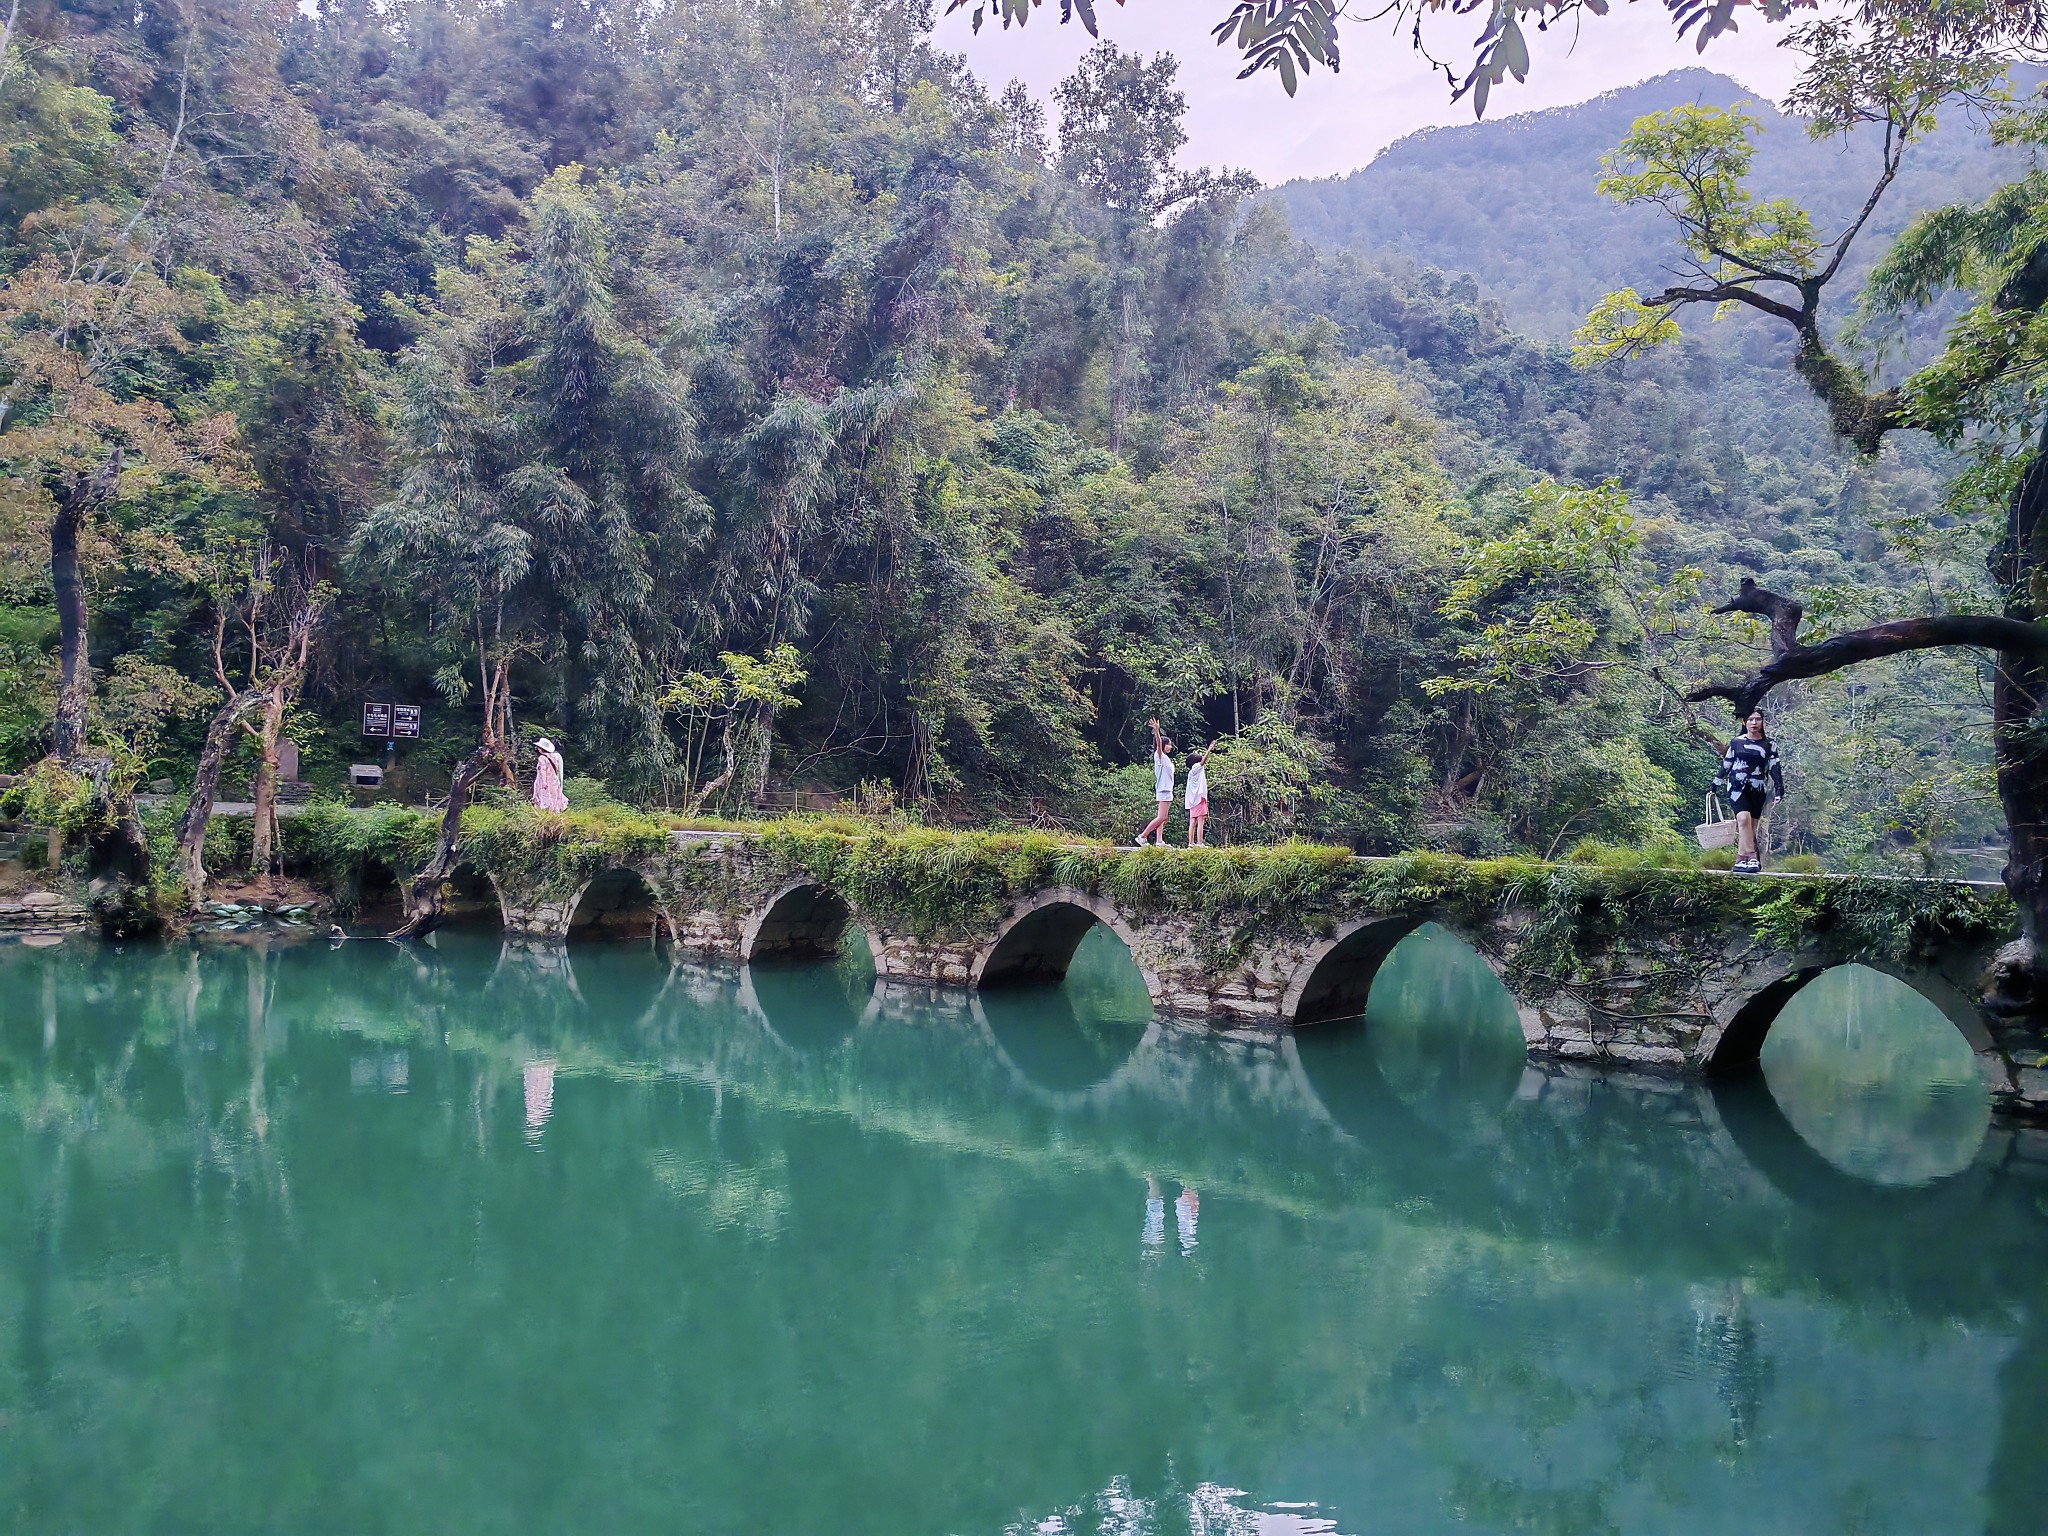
1, 925, 2043, 1535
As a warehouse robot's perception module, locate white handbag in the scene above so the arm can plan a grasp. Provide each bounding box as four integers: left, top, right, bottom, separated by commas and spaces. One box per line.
1695, 792, 1765, 851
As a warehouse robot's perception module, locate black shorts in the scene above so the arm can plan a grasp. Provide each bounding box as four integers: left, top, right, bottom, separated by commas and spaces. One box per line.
1729, 786, 1770, 818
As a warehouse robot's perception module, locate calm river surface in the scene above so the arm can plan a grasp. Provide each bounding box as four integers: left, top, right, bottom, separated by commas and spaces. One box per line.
2, 925, 2045, 1535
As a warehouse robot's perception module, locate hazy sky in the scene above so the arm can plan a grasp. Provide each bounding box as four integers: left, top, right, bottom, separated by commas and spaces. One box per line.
940, 0, 1821, 184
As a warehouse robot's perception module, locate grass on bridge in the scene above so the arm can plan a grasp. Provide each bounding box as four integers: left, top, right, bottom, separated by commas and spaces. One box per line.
240, 798, 2015, 973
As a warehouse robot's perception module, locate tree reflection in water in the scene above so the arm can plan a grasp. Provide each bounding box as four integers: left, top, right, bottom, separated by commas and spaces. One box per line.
0, 933, 2044, 1535
1757, 963, 1991, 1186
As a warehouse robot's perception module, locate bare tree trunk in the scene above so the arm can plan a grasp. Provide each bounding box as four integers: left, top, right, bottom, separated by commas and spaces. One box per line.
687, 717, 738, 816
49, 451, 120, 763
176, 688, 266, 911
389, 743, 503, 940
249, 686, 288, 877
750, 701, 776, 809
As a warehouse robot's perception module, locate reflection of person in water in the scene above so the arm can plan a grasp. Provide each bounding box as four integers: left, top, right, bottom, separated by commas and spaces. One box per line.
1143, 1174, 1166, 1256
524, 1059, 556, 1142
1691, 1280, 1769, 1452
1144, 1174, 1199, 1258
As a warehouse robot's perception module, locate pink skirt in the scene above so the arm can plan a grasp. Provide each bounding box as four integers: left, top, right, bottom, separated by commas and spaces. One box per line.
1189, 797, 1209, 817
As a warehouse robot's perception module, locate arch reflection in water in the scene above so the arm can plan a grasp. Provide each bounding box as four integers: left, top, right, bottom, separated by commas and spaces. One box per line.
976, 926, 1152, 1098
1292, 923, 1526, 1143
742, 940, 872, 1056
1755, 964, 1991, 1188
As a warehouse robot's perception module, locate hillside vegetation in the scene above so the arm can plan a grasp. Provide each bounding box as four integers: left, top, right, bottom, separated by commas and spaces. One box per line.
0, 3, 2020, 883
1275, 66, 2035, 342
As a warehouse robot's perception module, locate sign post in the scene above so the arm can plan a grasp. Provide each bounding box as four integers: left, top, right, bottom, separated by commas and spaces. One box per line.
393, 704, 421, 740
362, 702, 392, 737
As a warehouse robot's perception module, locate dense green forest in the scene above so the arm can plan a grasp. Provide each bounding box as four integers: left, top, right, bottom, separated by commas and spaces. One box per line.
0, 0, 2032, 872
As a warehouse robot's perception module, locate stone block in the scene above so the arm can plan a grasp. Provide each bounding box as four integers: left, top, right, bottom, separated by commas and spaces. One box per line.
1601, 1042, 1687, 1067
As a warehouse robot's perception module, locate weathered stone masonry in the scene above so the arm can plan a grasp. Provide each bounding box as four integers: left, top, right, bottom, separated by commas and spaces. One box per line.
424, 830, 2048, 1122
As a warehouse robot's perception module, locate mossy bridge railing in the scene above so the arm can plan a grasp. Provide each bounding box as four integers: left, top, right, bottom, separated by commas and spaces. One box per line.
274, 805, 2047, 1121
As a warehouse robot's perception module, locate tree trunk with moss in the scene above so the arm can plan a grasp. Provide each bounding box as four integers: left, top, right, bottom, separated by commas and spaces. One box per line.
48, 450, 120, 764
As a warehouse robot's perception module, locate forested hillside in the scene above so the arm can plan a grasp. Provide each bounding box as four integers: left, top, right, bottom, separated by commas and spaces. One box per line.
0, 0, 2016, 870
1275, 67, 2035, 342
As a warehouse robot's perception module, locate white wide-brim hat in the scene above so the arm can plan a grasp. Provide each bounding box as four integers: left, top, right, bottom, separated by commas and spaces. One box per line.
536, 738, 556, 753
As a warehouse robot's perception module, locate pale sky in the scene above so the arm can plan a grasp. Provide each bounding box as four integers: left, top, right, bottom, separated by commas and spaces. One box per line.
940, 0, 1823, 184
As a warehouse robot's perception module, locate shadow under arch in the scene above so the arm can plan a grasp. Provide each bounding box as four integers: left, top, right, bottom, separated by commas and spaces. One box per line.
1283, 916, 1426, 1026
742, 881, 854, 964
567, 867, 670, 944
348, 857, 410, 931
433, 861, 505, 932
971, 887, 1154, 996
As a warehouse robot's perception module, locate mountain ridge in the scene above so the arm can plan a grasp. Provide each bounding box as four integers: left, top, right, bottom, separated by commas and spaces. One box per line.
1272, 66, 2033, 339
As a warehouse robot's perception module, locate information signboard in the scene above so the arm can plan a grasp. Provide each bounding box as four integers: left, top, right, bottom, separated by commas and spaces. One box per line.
393, 704, 422, 739
362, 701, 391, 737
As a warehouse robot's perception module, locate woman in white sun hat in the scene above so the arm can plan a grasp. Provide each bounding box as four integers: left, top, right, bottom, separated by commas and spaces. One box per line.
532, 737, 568, 812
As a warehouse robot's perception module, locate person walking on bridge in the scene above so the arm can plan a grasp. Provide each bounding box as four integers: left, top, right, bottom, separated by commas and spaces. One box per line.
532, 737, 568, 813
1715, 710, 1783, 875
1135, 719, 1175, 847
1184, 740, 1216, 847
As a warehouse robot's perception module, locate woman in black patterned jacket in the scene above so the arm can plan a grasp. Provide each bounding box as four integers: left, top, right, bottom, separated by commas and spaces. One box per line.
1715, 709, 1785, 875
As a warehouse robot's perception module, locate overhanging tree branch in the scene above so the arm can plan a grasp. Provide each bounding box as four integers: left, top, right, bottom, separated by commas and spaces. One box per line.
1687, 577, 2048, 716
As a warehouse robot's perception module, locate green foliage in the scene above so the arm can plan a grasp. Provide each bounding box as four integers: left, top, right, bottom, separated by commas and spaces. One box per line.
279, 800, 443, 902
1596, 102, 1822, 281
1, 0, 2029, 885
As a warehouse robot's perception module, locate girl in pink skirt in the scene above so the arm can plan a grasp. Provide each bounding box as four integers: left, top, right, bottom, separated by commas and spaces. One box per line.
1184, 740, 1216, 846
532, 737, 568, 812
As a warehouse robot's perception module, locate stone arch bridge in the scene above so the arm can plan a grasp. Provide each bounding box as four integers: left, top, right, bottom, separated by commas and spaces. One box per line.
377, 828, 2048, 1121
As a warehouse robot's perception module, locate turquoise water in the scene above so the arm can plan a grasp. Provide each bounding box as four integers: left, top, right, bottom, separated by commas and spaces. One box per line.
1, 924, 2044, 1534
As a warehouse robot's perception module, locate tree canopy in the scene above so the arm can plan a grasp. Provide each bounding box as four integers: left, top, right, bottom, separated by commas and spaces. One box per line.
0, 0, 2038, 909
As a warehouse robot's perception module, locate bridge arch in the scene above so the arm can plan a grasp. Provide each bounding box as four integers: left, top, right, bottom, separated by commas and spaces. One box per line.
1282, 916, 1522, 1030
348, 857, 413, 930
742, 879, 857, 964
1281, 916, 1425, 1025
565, 866, 673, 944
970, 886, 1156, 998
1703, 959, 2005, 1089
433, 862, 506, 931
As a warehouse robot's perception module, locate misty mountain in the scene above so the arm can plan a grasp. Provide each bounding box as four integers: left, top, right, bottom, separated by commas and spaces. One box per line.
1273, 67, 2033, 340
